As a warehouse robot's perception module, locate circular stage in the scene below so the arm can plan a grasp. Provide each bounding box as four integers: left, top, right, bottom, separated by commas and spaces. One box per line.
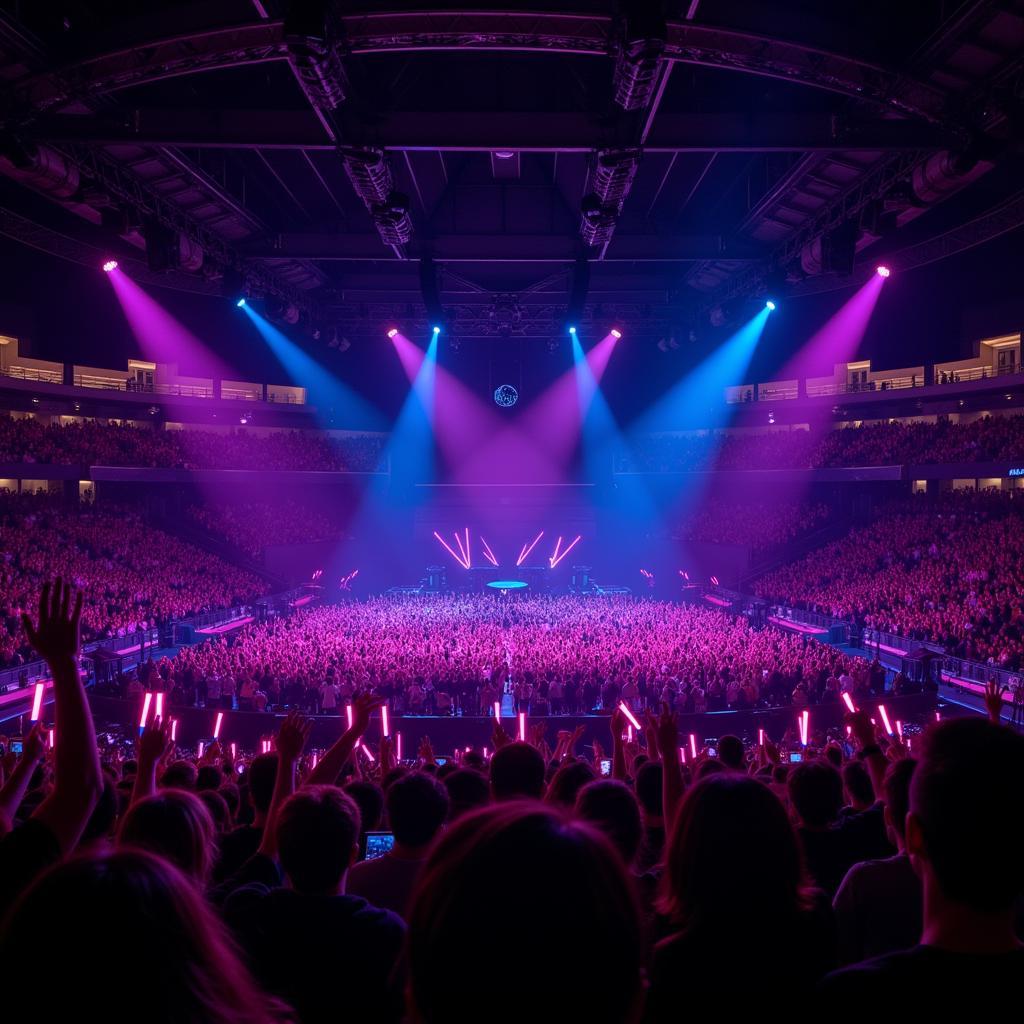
486, 579, 529, 592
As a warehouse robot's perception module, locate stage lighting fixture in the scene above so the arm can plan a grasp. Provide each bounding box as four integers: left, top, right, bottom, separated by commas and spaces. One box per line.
568, 325, 577, 334
102, 259, 118, 272
432, 325, 441, 334
236, 297, 246, 307
876, 265, 891, 278
765, 300, 776, 311
610, 328, 622, 339
387, 327, 399, 338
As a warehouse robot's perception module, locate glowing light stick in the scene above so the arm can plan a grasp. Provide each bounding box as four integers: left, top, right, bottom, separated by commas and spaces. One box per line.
689, 734, 697, 759
360, 742, 376, 762
758, 728, 765, 746
155, 692, 164, 721
626, 725, 634, 743
198, 741, 205, 758
346, 704, 354, 730
381, 704, 390, 738
213, 711, 224, 739
518, 711, 527, 742
494, 701, 501, 721
618, 701, 642, 731
878, 704, 893, 736
170, 719, 178, 742
30, 682, 45, 722
48, 729, 54, 749
841, 692, 857, 714
679, 746, 686, 764
231, 742, 237, 760
396, 732, 402, 761
139, 692, 153, 729
896, 720, 903, 740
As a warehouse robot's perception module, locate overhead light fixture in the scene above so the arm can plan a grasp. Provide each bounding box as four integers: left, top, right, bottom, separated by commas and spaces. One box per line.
236, 297, 246, 307
765, 300, 777, 311
387, 327, 399, 338
876, 265, 891, 278
102, 260, 118, 273
610, 328, 622, 339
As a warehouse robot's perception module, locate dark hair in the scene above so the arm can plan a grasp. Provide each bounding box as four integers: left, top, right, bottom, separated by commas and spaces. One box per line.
788, 760, 843, 828
694, 758, 725, 780
443, 768, 490, 821
659, 775, 813, 929
718, 734, 745, 771
198, 789, 231, 831
842, 760, 875, 807
118, 789, 215, 882
276, 785, 360, 894
196, 765, 222, 792
161, 759, 198, 790
408, 803, 643, 1023
546, 760, 596, 808
634, 760, 663, 817
344, 780, 385, 833
386, 772, 449, 848
883, 757, 916, 841
575, 779, 643, 865
247, 753, 279, 814
910, 719, 1024, 912
81, 774, 119, 845
218, 782, 241, 820
490, 742, 545, 800
0, 850, 284, 1024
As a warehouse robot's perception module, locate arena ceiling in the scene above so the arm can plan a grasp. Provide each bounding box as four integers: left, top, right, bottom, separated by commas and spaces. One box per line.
1, 1, 1023, 345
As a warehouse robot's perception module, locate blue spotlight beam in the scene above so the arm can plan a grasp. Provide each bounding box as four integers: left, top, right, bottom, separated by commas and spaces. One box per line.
240, 305, 383, 429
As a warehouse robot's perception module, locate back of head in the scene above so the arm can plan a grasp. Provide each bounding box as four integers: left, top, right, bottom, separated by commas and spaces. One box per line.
386, 771, 449, 849
718, 734, 745, 771
276, 785, 360, 894
161, 759, 198, 790
575, 779, 643, 865
788, 759, 843, 828
841, 760, 875, 807
118, 788, 215, 883
883, 757, 916, 842
910, 720, 1024, 912
443, 768, 490, 821
490, 742, 545, 801
247, 753, 279, 815
196, 765, 222, 792
661, 775, 810, 930
0, 850, 278, 1024
408, 803, 643, 1024
344, 780, 385, 833
634, 759, 663, 818
546, 759, 596, 808
199, 789, 231, 831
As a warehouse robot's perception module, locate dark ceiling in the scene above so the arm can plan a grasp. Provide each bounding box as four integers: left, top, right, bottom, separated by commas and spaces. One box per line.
1, 0, 1023, 347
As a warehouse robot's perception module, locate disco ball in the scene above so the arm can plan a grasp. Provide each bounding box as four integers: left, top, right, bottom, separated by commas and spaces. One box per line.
494, 384, 519, 408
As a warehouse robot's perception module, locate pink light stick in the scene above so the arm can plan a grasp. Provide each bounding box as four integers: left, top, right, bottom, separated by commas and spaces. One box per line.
519, 711, 527, 742
155, 692, 164, 721
841, 692, 857, 714
878, 704, 894, 736
30, 682, 45, 722
231, 742, 237, 760
213, 712, 224, 739
198, 741, 205, 758
360, 742, 376, 763
896, 720, 903, 740
396, 732, 402, 761
381, 704, 390, 738
48, 729, 54, 749
626, 725, 634, 743
758, 728, 765, 746
346, 704, 354, 730
170, 719, 178, 742
618, 701, 642, 731
493, 701, 501, 721
139, 692, 153, 729
689, 734, 697, 759
679, 746, 686, 764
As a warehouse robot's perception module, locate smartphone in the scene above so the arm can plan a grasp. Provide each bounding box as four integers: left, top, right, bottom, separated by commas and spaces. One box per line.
363, 831, 395, 861
789, 752, 803, 763
435, 757, 448, 767
10, 740, 23, 755
707, 746, 718, 758
599, 758, 612, 777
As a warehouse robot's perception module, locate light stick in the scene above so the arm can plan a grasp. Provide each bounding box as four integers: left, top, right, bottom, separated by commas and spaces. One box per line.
48, 729, 54, 749
689, 734, 697, 759
617, 701, 641, 731
155, 692, 164, 721
626, 725, 634, 743
878, 704, 894, 736
758, 728, 764, 746
494, 701, 501, 721
139, 692, 153, 730
896, 720, 903, 740
170, 719, 178, 742
483, 746, 489, 759
396, 732, 402, 762
198, 741, 205, 758
679, 746, 686, 764
518, 711, 527, 742
231, 742, 237, 760
30, 682, 45, 722
213, 711, 224, 739
381, 704, 390, 738
346, 704, 354, 730
841, 692, 857, 714
360, 742, 376, 762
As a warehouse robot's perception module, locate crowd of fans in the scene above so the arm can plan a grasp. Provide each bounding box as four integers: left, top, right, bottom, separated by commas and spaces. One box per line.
186, 500, 349, 558
0, 493, 268, 667
132, 595, 880, 717
0, 415, 385, 472
754, 491, 1024, 670
617, 413, 1024, 472
673, 499, 832, 552
1, 577, 1021, 1022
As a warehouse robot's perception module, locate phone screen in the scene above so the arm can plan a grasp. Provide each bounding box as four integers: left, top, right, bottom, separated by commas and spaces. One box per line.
789, 752, 803, 763
11, 740, 23, 755
363, 831, 395, 861
599, 758, 612, 777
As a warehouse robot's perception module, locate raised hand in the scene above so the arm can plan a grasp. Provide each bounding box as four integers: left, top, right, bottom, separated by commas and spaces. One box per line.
138, 717, 171, 766
350, 692, 384, 736
418, 735, 436, 765
983, 679, 1007, 724
846, 708, 876, 750
22, 723, 47, 765
277, 711, 313, 764
21, 578, 83, 666
491, 719, 511, 750
654, 702, 678, 760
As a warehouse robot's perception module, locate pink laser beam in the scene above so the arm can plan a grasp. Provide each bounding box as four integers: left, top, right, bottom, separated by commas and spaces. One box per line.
550, 534, 582, 569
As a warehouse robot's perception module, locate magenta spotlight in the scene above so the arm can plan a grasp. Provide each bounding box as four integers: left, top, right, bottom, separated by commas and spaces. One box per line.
610, 328, 622, 339
102, 259, 118, 273
876, 265, 891, 278
765, 300, 776, 311
387, 327, 399, 338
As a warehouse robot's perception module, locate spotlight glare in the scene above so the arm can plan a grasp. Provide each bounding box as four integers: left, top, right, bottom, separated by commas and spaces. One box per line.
236, 297, 246, 307
765, 300, 776, 311
102, 260, 118, 273
610, 328, 622, 339
432, 325, 441, 334
386, 327, 399, 338
876, 265, 891, 278
568, 325, 576, 334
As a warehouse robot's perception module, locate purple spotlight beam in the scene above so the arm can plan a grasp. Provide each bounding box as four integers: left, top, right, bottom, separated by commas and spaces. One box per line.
481, 537, 499, 567
516, 530, 544, 567
433, 530, 470, 569
549, 534, 581, 569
